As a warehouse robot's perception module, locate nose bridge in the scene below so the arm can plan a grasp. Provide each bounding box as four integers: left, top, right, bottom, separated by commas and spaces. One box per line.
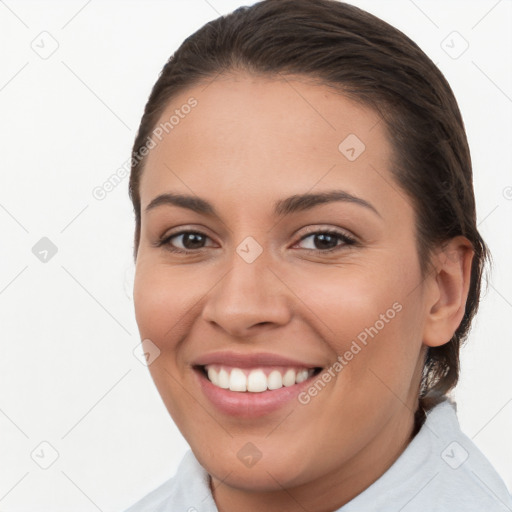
227, 252, 265, 296
220, 243, 276, 307
202, 240, 291, 333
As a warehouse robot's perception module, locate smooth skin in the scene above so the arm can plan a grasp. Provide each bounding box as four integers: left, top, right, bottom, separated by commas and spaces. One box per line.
133, 72, 474, 512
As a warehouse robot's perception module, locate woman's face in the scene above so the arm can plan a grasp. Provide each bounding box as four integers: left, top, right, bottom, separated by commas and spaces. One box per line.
134, 73, 434, 501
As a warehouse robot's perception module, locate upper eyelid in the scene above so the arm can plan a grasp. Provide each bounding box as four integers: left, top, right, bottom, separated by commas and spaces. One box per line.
296, 225, 355, 239
163, 225, 353, 238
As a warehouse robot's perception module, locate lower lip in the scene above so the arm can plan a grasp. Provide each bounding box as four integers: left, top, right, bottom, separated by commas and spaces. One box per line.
195, 368, 318, 418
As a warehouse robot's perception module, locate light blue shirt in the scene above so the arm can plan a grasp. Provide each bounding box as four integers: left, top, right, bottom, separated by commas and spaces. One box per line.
125, 399, 512, 511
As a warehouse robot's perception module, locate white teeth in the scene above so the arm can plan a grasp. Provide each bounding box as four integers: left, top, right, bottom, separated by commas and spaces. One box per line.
296, 369, 309, 383
217, 368, 230, 389
283, 369, 296, 387
267, 370, 283, 390
247, 370, 267, 392
229, 368, 247, 392
204, 365, 316, 392
207, 367, 218, 386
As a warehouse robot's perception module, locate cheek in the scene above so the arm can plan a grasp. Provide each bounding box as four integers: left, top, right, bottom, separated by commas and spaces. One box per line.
292, 263, 397, 342
292, 259, 423, 383
132, 262, 199, 418
133, 262, 196, 342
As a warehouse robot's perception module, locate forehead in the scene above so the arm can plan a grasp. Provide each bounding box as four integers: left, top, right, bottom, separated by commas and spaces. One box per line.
139, 73, 401, 215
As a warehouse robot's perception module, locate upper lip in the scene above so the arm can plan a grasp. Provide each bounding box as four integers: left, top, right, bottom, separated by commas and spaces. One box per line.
192, 350, 322, 369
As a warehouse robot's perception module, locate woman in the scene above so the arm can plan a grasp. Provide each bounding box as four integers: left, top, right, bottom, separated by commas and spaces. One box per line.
125, 0, 512, 510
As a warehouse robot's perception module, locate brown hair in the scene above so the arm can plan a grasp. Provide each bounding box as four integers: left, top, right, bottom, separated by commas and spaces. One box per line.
128, 0, 491, 418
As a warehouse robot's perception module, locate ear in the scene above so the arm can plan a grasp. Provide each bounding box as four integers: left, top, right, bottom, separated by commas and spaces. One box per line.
422, 236, 475, 348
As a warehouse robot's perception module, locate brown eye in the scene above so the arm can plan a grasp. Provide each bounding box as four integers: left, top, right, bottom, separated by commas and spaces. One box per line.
159, 231, 213, 253
296, 230, 356, 252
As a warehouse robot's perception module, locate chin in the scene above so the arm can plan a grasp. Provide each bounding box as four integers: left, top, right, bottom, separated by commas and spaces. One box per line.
196, 445, 313, 492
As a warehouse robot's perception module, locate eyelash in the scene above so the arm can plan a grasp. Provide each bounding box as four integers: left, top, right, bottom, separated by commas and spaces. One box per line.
156, 228, 357, 254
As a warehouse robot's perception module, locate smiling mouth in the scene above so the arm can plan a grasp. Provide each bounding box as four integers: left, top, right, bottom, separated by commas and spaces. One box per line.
196, 364, 323, 393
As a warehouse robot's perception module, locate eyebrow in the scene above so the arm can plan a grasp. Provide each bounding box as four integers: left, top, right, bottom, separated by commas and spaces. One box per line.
144, 190, 381, 219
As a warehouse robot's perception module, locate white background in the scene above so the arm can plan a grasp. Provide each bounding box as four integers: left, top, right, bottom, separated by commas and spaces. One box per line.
0, 0, 511, 510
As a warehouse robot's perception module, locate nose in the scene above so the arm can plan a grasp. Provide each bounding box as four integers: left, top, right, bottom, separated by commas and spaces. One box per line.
201, 250, 293, 338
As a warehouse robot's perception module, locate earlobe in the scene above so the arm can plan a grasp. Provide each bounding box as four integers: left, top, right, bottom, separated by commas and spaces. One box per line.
422, 236, 474, 348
